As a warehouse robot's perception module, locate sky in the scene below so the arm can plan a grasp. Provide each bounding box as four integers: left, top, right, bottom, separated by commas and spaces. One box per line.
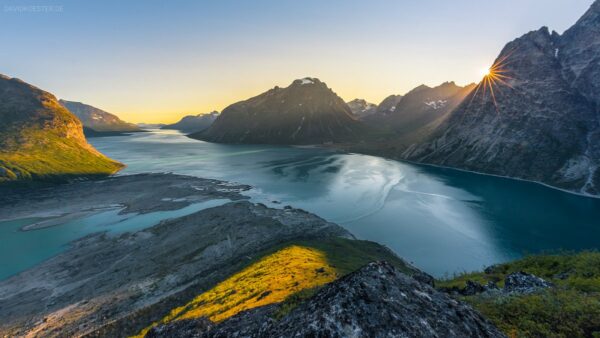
0, 0, 595, 123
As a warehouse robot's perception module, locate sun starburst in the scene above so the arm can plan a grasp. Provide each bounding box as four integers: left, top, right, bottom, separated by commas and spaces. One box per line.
469, 48, 518, 113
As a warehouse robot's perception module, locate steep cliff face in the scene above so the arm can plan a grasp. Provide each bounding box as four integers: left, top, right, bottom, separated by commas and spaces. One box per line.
60, 99, 141, 133
0, 75, 123, 182
403, 1, 600, 196
149, 262, 504, 338
192, 78, 366, 145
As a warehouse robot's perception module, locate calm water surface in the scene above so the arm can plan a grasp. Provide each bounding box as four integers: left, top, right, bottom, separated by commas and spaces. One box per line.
2, 129, 600, 279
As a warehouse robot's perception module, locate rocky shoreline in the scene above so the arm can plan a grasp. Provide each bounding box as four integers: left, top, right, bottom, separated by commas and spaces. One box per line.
0, 173, 252, 224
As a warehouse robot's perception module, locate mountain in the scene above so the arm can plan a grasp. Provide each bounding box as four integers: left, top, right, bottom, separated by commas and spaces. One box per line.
59, 99, 141, 134
365, 82, 475, 142
403, 1, 600, 196
148, 262, 504, 338
376, 94, 403, 115
191, 78, 366, 144
161, 111, 219, 133
347, 98, 377, 119
0, 75, 123, 182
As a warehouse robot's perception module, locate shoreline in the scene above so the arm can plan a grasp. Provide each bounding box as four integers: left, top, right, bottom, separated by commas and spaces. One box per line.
329, 144, 600, 200
182, 133, 599, 200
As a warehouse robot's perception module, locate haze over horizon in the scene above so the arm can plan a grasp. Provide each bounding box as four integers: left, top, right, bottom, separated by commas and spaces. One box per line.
1, 0, 595, 123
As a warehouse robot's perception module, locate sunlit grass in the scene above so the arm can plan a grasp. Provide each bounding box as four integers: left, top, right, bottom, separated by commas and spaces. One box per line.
133, 246, 336, 337
131, 238, 413, 337
0, 129, 122, 182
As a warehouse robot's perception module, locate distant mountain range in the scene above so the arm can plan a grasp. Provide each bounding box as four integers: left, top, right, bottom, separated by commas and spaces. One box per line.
347, 99, 377, 119
376, 94, 404, 115
161, 111, 219, 134
59, 99, 141, 135
0, 75, 123, 183
3, 1, 598, 196
402, 1, 600, 195
364, 82, 475, 143
346, 95, 405, 121
192, 78, 366, 144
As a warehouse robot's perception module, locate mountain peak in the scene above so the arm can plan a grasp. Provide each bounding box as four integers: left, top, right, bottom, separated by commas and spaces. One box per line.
0, 76, 123, 182
409, 84, 431, 94
193, 77, 364, 144
402, 1, 600, 195
291, 77, 322, 86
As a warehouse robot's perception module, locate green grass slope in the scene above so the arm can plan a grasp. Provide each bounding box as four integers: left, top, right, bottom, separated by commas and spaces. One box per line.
0, 74, 123, 183
438, 252, 600, 337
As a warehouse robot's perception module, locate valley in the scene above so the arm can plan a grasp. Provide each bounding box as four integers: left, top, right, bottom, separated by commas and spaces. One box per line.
2, 1, 600, 337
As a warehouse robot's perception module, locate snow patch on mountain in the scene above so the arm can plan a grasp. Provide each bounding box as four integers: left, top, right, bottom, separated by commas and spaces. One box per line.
424, 100, 447, 110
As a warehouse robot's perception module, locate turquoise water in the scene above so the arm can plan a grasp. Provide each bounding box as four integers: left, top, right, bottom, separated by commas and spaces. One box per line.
89, 130, 600, 277
2, 129, 600, 279
0, 199, 229, 280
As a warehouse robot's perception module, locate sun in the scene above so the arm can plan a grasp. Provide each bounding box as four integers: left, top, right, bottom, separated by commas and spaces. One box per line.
480, 68, 491, 77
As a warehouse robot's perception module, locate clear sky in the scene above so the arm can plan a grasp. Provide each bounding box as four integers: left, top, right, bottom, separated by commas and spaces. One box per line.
0, 0, 595, 123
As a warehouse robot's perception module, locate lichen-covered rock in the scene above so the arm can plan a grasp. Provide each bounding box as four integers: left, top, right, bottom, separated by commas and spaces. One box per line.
504, 272, 554, 294
155, 261, 505, 338
146, 318, 213, 338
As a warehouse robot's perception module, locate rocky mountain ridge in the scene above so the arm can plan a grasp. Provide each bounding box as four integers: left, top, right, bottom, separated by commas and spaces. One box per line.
148, 261, 505, 338
0, 75, 123, 182
402, 1, 600, 196
192, 78, 366, 145
347, 98, 377, 119
376, 94, 404, 115
162, 111, 219, 133
364, 82, 475, 144
60, 99, 141, 134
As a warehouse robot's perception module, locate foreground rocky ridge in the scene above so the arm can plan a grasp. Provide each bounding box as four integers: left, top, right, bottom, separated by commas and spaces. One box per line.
402, 1, 600, 196
149, 262, 505, 338
1, 174, 428, 337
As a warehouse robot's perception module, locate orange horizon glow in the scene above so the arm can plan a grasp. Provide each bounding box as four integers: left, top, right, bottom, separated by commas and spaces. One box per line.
57, 73, 486, 125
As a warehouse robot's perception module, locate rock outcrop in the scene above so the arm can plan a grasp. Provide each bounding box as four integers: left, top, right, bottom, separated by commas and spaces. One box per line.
504, 272, 554, 294
191, 78, 366, 144
403, 1, 600, 196
150, 261, 505, 338
0, 75, 123, 182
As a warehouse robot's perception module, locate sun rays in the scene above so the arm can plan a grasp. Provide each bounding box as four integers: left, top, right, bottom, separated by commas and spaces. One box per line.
469, 48, 518, 113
